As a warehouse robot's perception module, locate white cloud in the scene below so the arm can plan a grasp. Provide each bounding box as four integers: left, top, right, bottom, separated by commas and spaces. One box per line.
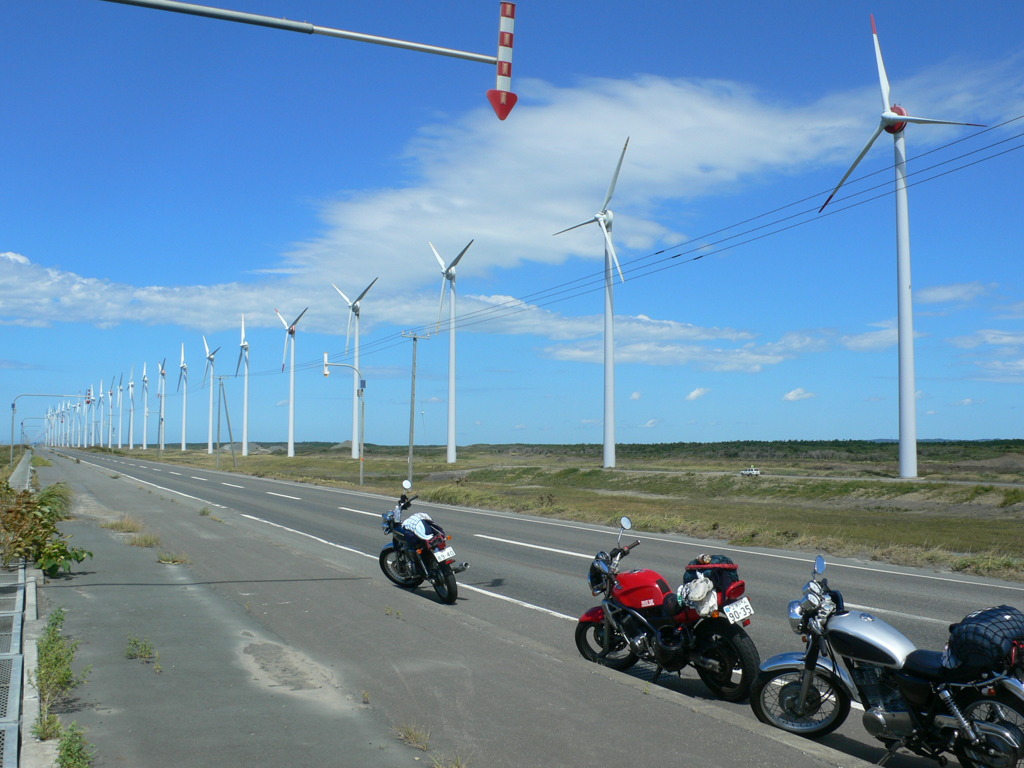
686, 387, 710, 401
630, 392, 641, 400
953, 398, 984, 407
783, 388, 815, 401
643, 419, 658, 428
841, 321, 898, 352
917, 282, 994, 305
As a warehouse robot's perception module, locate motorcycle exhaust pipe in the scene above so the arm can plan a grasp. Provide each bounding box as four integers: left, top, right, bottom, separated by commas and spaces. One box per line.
452, 562, 470, 574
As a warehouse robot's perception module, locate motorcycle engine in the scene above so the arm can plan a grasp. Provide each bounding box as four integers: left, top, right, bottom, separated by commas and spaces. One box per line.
851, 664, 912, 740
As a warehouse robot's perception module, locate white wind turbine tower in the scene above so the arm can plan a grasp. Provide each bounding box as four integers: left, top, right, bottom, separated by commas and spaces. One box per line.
96, 379, 105, 449
141, 363, 149, 450
157, 358, 167, 451
107, 376, 115, 448
432, 241, 474, 464
202, 336, 220, 455
276, 307, 308, 458
554, 138, 629, 469
820, 16, 982, 479
116, 373, 124, 449
178, 343, 188, 451
127, 367, 136, 449
235, 315, 250, 457
332, 278, 378, 460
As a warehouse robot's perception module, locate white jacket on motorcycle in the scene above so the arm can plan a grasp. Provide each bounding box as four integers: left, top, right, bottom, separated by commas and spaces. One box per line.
401, 511, 434, 540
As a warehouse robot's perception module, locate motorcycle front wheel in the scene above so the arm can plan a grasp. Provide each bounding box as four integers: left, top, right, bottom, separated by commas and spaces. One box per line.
574, 621, 638, 671
694, 621, 761, 702
954, 690, 1024, 768
431, 562, 458, 605
379, 548, 424, 589
749, 667, 851, 737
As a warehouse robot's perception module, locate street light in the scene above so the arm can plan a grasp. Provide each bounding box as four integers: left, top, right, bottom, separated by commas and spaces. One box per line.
323, 354, 366, 486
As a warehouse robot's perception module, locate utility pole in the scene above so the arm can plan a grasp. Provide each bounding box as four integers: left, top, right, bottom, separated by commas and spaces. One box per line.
403, 332, 430, 485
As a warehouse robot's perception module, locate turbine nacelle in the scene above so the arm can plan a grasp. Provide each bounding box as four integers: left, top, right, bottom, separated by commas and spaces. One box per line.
276, 307, 308, 370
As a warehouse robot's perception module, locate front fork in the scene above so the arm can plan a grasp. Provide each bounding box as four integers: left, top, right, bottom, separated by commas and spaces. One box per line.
796, 636, 824, 717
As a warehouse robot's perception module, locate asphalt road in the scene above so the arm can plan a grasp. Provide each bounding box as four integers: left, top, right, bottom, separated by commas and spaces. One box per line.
37, 448, 1024, 767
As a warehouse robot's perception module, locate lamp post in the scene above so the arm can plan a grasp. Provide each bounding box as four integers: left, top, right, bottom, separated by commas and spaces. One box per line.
10, 393, 86, 465
322, 354, 366, 486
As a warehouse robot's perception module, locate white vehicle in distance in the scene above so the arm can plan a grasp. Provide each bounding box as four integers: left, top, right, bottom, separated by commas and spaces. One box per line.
740, 466, 761, 477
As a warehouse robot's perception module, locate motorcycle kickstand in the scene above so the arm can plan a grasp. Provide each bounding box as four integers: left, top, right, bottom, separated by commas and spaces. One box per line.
651, 665, 665, 684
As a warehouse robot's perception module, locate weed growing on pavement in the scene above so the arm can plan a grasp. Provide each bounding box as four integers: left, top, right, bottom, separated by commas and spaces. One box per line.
199, 507, 211, 516
125, 635, 155, 660
101, 517, 144, 533
157, 551, 190, 565
128, 533, 160, 548
361, 690, 370, 705
394, 722, 430, 751
31, 608, 90, 741
56, 721, 95, 768
432, 755, 470, 768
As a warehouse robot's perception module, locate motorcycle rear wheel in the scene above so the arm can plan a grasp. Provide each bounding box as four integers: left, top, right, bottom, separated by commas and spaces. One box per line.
379, 548, 424, 589
694, 621, 760, 702
954, 690, 1024, 768
749, 667, 851, 737
574, 621, 638, 671
432, 563, 458, 605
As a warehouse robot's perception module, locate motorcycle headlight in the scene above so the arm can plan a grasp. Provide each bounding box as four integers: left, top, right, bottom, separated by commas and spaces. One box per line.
787, 600, 804, 634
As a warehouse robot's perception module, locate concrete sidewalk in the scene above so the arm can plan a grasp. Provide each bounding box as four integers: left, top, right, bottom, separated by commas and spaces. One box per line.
20, 482, 419, 766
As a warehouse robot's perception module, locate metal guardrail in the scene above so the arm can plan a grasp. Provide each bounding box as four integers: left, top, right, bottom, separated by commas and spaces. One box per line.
0, 568, 25, 768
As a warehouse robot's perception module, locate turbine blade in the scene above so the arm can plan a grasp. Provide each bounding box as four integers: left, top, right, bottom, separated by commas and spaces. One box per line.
180, 343, 185, 365
345, 311, 354, 356
598, 217, 625, 283
353, 276, 378, 304
281, 333, 289, 371
332, 283, 353, 307
290, 307, 308, 328
870, 15, 891, 111
203, 335, 210, 357
553, 218, 597, 237
601, 137, 630, 212
449, 240, 474, 270
819, 124, 885, 212
896, 114, 986, 128
240, 314, 246, 343
437, 279, 449, 328
235, 348, 244, 376
275, 309, 289, 329
429, 242, 446, 270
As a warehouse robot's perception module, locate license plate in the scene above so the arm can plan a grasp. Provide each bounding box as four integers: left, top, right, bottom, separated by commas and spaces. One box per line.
723, 597, 753, 624
434, 546, 456, 562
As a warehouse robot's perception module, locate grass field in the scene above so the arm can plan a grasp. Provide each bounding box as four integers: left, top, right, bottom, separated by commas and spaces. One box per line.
56, 439, 1024, 580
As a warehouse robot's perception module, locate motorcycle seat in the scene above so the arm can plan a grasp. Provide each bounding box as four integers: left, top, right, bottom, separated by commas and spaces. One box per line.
903, 649, 984, 683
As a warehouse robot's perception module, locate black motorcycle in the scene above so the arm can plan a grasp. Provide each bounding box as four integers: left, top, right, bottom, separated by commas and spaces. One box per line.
378, 481, 467, 605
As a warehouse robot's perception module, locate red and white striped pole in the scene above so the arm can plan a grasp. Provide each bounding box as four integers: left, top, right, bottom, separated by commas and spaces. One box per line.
486, 2, 517, 120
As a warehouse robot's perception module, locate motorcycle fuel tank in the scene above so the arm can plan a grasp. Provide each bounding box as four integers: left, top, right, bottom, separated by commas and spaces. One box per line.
826, 610, 917, 669
612, 569, 672, 611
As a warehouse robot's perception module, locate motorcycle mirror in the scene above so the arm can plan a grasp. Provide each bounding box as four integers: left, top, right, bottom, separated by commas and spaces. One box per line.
813, 555, 826, 578
620, 516, 633, 531
402, 480, 412, 491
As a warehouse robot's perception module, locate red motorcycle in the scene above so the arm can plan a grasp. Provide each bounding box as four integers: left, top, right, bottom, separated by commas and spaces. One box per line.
575, 517, 760, 702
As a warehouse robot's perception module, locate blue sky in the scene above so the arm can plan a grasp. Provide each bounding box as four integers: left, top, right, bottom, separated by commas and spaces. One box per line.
3, 1, 1023, 451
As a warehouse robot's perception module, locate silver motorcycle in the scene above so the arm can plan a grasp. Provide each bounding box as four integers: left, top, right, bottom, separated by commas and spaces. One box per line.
751, 556, 1024, 767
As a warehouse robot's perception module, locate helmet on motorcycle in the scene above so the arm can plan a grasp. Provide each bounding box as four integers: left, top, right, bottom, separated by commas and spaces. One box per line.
588, 553, 612, 596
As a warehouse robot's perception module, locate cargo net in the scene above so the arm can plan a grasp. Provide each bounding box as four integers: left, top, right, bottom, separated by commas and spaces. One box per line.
943, 605, 1024, 672
683, 554, 738, 594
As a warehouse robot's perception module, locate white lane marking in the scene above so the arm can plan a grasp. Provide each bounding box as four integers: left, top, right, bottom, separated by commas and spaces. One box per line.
341, 507, 378, 517
190, 476, 207, 481
268, 492, 301, 500
846, 602, 950, 627
222, 483, 245, 489
460, 584, 576, 621
71, 457, 225, 507
475, 534, 592, 560
169, 471, 182, 476
240, 515, 577, 622
240, 515, 375, 559
151, 468, 162, 472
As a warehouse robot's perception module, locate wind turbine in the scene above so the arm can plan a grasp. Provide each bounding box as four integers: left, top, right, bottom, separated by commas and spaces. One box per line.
276, 307, 308, 458
332, 278, 378, 459
554, 137, 629, 469
432, 241, 474, 464
235, 315, 250, 457
157, 358, 167, 451
107, 376, 115, 448
177, 343, 188, 451
96, 379, 105, 449
141, 363, 149, 450
820, 16, 983, 479
127, 367, 136, 450
202, 336, 220, 455
116, 373, 124, 449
